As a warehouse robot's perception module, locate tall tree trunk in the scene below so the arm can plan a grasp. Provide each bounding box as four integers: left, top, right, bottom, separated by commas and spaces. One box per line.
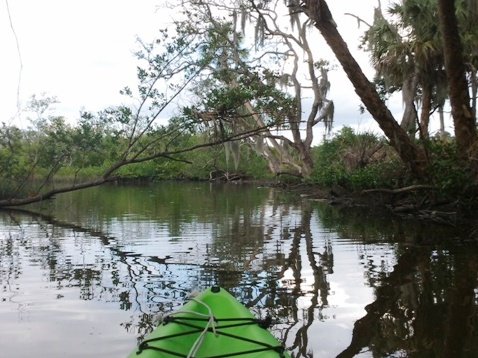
400, 71, 419, 137
470, 65, 477, 122
439, 105, 446, 139
301, 0, 427, 177
419, 85, 432, 140
437, 0, 477, 155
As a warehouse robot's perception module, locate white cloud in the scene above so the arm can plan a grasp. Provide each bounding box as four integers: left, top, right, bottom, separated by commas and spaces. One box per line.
1, 0, 394, 133
1, 0, 173, 124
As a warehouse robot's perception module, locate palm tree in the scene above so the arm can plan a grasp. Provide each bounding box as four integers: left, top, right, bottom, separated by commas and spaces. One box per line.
362, 0, 448, 139
437, 0, 477, 154
297, 0, 427, 177
363, 0, 478, 145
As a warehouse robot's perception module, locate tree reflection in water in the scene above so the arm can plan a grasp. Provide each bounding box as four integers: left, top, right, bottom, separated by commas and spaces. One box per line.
1, 184, 478, 358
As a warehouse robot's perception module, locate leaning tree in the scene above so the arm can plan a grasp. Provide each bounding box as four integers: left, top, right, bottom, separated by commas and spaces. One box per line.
283, 0, 428, 177
174, 0, 335, 178
0, 21, 269, 208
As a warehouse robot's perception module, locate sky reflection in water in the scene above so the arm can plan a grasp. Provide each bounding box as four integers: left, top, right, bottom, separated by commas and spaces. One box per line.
1, 182, 477, 357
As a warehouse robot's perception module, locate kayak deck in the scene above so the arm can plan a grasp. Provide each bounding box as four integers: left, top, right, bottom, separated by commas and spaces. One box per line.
128, 286, 290, 358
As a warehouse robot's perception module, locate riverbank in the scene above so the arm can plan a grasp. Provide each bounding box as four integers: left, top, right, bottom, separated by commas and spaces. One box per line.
276, 181, 477, 232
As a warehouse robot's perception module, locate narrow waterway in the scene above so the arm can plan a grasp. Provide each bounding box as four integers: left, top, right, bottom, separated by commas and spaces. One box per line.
0, 182, 477, 357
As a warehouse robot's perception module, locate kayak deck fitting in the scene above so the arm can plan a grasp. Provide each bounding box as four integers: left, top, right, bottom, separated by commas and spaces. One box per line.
128, 286, 291, 358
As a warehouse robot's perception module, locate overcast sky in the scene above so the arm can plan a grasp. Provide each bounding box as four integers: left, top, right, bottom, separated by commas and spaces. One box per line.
1, 0, 414, 137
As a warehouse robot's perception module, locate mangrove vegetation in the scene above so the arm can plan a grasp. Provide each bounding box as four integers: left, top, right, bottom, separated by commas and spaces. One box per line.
1, 0, 478, 220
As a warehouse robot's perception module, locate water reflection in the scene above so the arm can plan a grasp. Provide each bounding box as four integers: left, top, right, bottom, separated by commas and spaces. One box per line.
0, 183, 478, 357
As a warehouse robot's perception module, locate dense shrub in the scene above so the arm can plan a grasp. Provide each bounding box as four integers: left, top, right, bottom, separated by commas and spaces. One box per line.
426, 139, 477, 199
153, 143, 271, 181
310, 127, 408, 190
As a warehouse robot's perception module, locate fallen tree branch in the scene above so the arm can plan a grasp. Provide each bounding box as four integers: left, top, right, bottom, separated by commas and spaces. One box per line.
362, 185, 433, 195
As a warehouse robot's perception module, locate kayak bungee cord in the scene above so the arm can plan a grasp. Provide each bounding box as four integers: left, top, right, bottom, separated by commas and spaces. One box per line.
133, 287, 288, 358
186, 297, 218, 358
136, 313, 285, 357
150, 296, 218, 358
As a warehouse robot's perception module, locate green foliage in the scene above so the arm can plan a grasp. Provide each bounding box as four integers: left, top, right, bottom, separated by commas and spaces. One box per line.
171, 2, 331, 178
310, 127, 478, 203
309, 135, 347, 186
0, 93, 119, 200
154, 157, 189, 180
361, 0, 478, 139
0, 123, 29, 197
0, 123, 26, 180
0, 91, 275, 201
346, 161, 405, 190
185, 79, 295, 133
327, 126, 377, 147
154, 139, 271, 181
181, 18, 297, 136
426, 139, 476, 199
310, 127, 407, 190
116, 160, 159, 180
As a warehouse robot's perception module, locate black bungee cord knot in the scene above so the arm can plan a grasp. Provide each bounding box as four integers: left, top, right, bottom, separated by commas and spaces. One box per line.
273, 345, 286, 358
257, 315, 273, 329
162, 315, 178, 325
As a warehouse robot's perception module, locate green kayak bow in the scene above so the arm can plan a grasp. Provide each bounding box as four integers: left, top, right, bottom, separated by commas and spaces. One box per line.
128, 286, 290, 358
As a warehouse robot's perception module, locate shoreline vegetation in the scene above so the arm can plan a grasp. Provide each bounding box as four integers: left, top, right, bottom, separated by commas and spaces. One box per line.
1, 126, 477, 231
3, 1, 478, 238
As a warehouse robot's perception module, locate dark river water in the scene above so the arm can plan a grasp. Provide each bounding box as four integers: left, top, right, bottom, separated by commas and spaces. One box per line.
1, 182, 477, 357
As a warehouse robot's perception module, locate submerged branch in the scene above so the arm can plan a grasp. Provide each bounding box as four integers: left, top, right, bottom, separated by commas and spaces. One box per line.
362, 185, 434, 194
0, 126, 270, 208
